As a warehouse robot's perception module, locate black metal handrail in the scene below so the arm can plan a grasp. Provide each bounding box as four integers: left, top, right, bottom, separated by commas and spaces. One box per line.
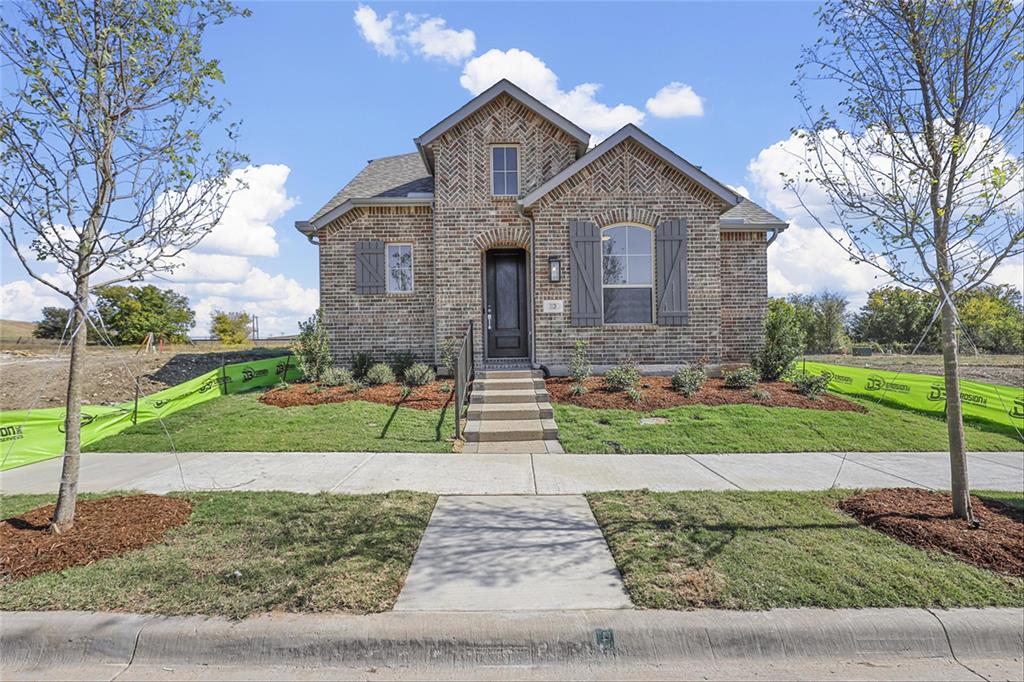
453, 321, 474, 439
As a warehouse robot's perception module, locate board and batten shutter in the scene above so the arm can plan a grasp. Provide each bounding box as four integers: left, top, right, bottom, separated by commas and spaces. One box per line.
354, 240, 385, 294
656, 219, 688, 325
568, 219, 602, 326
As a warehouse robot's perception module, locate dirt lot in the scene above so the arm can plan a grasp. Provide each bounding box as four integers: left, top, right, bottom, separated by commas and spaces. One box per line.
806, 353, 1023, 387
0, 343, 290, 411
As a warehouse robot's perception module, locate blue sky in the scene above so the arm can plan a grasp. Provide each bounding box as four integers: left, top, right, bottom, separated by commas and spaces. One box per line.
3, 1, 1019, 335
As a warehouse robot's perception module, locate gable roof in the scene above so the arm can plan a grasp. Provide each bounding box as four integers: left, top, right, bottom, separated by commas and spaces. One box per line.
518, 124, 745, 210
414, 79, 591, 173
719, 198, 788, 230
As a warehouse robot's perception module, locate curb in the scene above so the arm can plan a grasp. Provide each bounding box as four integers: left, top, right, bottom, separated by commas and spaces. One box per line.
2, 608, 1022, 671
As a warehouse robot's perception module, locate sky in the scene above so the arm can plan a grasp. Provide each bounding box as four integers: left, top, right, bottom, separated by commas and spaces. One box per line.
2, 1, 1021, 336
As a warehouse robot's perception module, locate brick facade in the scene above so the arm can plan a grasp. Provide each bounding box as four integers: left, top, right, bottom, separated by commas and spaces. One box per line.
319, 205, 435, 363
316, 93, 770, 373
720, 231, 768, 363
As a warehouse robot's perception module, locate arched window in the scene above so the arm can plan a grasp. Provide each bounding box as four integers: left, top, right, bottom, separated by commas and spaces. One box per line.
601, 224, 653, 324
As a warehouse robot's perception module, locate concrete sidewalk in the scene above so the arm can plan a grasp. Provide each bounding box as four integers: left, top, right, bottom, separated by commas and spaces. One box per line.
2, 450, 1021, 494
3, 608, 1022, 681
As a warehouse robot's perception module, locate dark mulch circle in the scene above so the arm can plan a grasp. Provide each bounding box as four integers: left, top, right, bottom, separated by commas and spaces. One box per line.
839, 488, 1024, 577
261, 381, 454, 411
546, 376, 866, 413
1, 495, 192, 583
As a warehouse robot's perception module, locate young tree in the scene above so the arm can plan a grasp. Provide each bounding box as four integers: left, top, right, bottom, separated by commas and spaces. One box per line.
33, 307, 71, 340
94, 285, 195, 344
789, 0, 1023, 520
0, 0, 248, 531
210, 310, 251, 346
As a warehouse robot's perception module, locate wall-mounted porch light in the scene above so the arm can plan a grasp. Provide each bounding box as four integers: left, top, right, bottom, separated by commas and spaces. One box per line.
548, 256, 562, 282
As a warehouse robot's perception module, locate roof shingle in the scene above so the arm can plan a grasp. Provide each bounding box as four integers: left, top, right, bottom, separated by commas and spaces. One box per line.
310, 153, 433, 222
719, 198, 787, 228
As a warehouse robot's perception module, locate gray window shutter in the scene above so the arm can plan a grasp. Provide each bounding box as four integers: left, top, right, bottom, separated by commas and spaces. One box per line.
656, 219, 688, 325
355, 240, 385, 294
569, 220, 602, 326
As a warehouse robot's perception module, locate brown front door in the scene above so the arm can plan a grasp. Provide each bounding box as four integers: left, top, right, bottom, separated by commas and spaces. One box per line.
485, 249, 528, 359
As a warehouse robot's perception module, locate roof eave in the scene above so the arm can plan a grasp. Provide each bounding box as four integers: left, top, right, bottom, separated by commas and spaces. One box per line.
519, 124, 743, 210
298, 195, 435, 237
719, 221, 789, 232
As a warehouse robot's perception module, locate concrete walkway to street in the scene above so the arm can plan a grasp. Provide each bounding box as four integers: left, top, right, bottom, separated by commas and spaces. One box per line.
2, 450, 1021, 495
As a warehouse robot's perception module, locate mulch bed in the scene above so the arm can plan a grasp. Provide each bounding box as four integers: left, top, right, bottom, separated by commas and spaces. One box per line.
1, 495, 192, 582
261, 381, 454, 411
839, 488, 1024, 577
546, 376, 866, 413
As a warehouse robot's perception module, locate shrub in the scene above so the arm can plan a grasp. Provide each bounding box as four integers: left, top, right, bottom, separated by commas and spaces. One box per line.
364, 362, 395, 386
388, 350, 416, 379
750, 386, 772, 402
626, 386, 644, 404
405, 362, 435, 387
569, 340, 592, 394
320, 366, 355, 388
792, 372, 829, 399
350, 352, 374, 381
210, 309, 251, 346
671, 365, 706, 397
723, 366, 759, 389
439, 338, 458, 376
293, 310, 332, 382
753, 299, 805, 381
604, 361, 641, 392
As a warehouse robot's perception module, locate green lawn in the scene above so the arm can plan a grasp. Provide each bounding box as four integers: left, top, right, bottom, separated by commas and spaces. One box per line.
86, 393, 455, 453
1, 490, 436, 618
555, 396, 1023, 453
588, 489, 1024, 610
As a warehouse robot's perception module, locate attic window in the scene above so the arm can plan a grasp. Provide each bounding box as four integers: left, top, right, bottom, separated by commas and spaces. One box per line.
491, 146, 519, 196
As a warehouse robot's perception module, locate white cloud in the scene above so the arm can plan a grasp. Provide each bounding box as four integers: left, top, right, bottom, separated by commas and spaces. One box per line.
407, 16, 475, 64
353, 5, 400, 58
645, 82, 704, 118
0, 280, 63, 321
195, 164, 296, 258
988, 256, 1024, 290
460, 48, 644, 140
728, 184, 751, 200
186, 266, 318, 337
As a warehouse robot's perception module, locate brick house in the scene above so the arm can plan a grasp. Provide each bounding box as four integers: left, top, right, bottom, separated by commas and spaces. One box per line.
296, 80, 787, 375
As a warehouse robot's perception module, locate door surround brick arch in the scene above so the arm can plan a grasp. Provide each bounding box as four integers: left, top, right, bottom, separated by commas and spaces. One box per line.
472, 226, 531, 252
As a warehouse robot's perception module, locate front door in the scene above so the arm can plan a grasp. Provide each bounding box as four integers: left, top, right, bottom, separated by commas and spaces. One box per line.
485, 249, 528, 359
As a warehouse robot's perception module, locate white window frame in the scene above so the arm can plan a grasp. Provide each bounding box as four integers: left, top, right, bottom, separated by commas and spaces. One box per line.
385, 243, 414, 294
600, 223, 654, 325
490, 145, 520, 197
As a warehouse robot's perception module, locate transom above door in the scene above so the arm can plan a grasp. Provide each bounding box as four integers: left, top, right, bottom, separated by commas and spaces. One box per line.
484, 249, 528, 359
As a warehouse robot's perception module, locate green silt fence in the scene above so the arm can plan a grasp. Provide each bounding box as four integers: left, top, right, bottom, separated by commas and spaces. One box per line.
0, 354, 302, 471
800, 361, 1024, 433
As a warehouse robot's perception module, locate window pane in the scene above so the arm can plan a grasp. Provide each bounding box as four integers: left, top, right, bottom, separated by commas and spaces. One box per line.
492, 147, 505, 171
603, 287, 652, 324
603, 255, 626, 284
493, 173, 505, 195
627, 226, 652, 254
602, 227, 628, 255
627, 255, 652, 284
505, 147, 517, 169
505, 171, 518, 195
388, 245, 413, 292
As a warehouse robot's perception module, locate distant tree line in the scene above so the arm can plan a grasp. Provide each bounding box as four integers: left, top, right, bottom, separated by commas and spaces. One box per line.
777, 284, 1024, 356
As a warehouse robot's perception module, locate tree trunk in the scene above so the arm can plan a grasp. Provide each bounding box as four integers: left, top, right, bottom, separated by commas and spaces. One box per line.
941, 297, 974, 522
51, 276, 89, 533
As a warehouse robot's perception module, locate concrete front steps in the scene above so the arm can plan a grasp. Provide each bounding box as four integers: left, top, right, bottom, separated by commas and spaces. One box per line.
463, 370, 563, 454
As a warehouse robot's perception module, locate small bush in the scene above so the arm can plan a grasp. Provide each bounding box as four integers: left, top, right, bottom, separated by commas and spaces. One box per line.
604, 361, 641, 392
319, 366, 355, 388
671, 365, 706, 397
753, 299, 805, 381
723, 366, 759, 389
626, 386, 644, 404
364, 362, 396, 386
293, 310, 332, 382
350, 352, 374, 381
438, 382, 452, 393
388, 350, 416, 379
405, 362, 435, 386
439, 338, 458, 376
750, 386, 772, 402
793, 372, 829, 399
569, 340, 592, 394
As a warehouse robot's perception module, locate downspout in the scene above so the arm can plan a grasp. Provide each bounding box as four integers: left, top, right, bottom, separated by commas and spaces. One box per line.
296, 221, 319, 245
516, 203, 537, 369
766, 227, 782, 247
